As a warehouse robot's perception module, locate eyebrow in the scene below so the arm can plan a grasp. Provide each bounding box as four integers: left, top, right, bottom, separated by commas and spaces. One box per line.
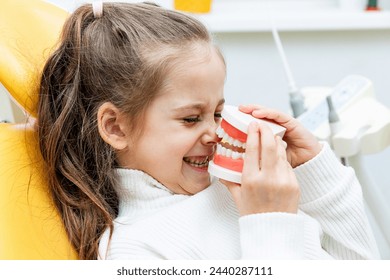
173, 98, 225, 112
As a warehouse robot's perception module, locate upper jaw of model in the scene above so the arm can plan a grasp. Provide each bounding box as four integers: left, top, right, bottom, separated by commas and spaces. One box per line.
208, 105, 286, 184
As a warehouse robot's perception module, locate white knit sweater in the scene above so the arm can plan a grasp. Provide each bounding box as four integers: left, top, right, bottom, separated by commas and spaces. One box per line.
98, 143, 379, 259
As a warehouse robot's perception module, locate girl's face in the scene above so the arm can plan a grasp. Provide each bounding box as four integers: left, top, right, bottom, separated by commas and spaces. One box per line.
121, 47, 226, 194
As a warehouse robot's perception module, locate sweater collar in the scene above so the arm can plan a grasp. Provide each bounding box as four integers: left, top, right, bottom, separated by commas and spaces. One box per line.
114, 168, 232, 222
116, 168, 173, 193
115, 169, 188, 217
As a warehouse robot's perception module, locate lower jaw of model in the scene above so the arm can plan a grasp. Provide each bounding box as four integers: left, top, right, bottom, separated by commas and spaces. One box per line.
208, 105, 286, 184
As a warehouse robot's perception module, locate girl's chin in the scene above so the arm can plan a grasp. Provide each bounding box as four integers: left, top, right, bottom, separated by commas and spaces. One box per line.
186, 176, 211, 194
180, 162, 211, 192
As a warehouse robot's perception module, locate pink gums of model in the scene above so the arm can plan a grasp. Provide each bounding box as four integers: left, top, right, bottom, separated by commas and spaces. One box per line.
208, 105, 286, 184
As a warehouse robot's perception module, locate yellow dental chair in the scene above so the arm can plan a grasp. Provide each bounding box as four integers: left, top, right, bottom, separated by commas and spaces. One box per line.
0, 0, 77, 259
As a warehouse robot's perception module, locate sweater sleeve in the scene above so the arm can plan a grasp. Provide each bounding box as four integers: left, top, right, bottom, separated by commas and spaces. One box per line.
294, 142, 380, 259
239, 210, 334, 259
239, 212, 305, 259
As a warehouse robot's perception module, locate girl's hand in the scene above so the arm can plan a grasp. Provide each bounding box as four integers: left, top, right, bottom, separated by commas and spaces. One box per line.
222, 121, 300, 216
239, 104, 322, 168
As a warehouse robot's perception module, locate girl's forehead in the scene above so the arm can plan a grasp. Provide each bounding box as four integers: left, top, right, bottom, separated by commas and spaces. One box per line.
172, 44, 223, 70
166, 47, 225, 81
164, 52, 226, 89
145, 44, 226, 110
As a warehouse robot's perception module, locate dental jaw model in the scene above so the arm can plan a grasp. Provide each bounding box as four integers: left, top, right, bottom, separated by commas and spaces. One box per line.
208, 105, 286, 184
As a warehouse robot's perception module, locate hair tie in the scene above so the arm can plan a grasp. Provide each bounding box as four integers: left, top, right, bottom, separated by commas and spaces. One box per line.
92, 1, 103, 18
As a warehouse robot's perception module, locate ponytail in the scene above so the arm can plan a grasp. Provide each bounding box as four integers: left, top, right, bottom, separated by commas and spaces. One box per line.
38, 5, 118, 259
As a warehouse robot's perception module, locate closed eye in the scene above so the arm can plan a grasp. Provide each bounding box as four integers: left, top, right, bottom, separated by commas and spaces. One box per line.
183, 116, 201, 123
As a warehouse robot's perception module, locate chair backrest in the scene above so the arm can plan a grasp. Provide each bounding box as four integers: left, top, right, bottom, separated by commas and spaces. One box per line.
0, 0, 77, 259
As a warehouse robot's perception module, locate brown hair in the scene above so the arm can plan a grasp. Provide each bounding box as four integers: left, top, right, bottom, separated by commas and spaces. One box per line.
37, 2, 212, 259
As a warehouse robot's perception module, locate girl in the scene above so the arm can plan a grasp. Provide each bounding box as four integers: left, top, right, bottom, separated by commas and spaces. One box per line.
37, 2, 379, 260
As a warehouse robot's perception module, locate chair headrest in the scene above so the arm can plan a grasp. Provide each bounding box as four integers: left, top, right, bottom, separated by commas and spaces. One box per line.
0, 0, 68, 118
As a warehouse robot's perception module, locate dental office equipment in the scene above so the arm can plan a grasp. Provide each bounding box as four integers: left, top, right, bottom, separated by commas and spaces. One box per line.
298, 75, 390, 249
326, 94, 347, 165
326, 95, 341, 138
271, 26, 306, 118
270, 22, 390, 250
208, 105, 286, 184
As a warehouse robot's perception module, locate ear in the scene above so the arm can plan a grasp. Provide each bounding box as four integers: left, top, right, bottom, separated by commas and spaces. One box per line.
97, 102, 129, 150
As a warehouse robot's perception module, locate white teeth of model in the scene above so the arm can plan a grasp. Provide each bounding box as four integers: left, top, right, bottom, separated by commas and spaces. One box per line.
221, 146, 227, 156
242, 143, 246, 149
232, 151, 239, 159
227, 135, 234, 145
222, 134, 229, 142
226, 149, 232, 158
216, 126, 224, 138
217, 144, 222, 154
233, 139, 243, 148
221, 129, 227, 139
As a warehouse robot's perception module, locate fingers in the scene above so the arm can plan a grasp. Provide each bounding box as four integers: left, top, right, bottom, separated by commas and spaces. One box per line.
239, 104, 322, 168
239, 104, 265, 113
280, 139, 288, 149
239, 104, 297, 129
275, 135, 288, 161
257, 121, 279, 171
243, 121, 288, 173
222, 119, 299, 216
242, 121, 261, 177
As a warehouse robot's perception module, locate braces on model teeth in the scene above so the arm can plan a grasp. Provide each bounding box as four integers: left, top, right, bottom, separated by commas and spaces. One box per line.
208, 105, 286, 184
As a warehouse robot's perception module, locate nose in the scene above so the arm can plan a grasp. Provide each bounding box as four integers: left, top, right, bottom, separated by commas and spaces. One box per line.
202, 119, 220, 146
